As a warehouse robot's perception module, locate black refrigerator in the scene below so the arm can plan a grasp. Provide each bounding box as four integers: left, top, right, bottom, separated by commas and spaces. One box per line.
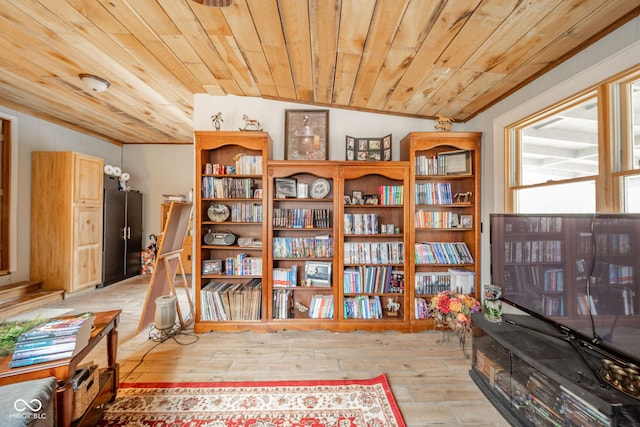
101, 175, 143, 287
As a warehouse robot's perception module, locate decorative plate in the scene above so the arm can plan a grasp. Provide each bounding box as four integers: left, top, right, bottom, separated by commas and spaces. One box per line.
207, 203, 230, 222
310, 179, 331, 199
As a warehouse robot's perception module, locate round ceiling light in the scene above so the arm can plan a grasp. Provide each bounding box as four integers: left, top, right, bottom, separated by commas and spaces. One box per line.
79, 74, 110, 93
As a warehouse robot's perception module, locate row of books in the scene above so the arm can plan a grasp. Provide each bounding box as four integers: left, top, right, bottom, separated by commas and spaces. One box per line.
272, 236, 333, 258
414, 298, 429, 319
414, 269, 475, 295
229, 202, 262, 223
503, 240, 562, 263
344, 295, 383, 319
343, 242, 404, 265
414, 182, 452, 205
222, 255, 262, 276
414, 242, 474, 265
201, 177, 256, 199
343, 267, 404, 294
377, 185, 404, 206
272, 265, 298, 287
414, 210, 463, 229
344, 213, 379, 235
272, 208, 332, 229
273, 289, 293, 319
272, 292, 334, 319
578, 229, 637, 258
541, 295, 565, 316
561, 385, 612, 427
200, 279, 262, 321
234, 155, 263, 175
504, 265, 564, 290
415, 154, 471, 176
9, 315, 95, 368
503, 216, 563, 233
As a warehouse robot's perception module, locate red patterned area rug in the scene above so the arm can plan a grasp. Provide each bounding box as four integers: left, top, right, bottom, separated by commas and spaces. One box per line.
97, 374, 406, 427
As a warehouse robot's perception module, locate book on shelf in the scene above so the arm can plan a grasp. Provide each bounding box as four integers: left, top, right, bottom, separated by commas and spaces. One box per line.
272, 265, 298, 287
200, 279, 262, 321
309, 294, 334, 319
234, 154, 262, 175
414, 182, 452, 205
414, 242, 473, 264
576, 293, 597, 315
343, 295, 383, 319
10, 315, 95, 368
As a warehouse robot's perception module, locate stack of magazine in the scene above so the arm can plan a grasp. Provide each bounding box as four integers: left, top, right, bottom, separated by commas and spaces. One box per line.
9, 314, 95, 368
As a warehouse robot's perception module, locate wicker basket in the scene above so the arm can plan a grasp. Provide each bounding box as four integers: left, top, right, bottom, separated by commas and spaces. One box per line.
71, 362, 99, 421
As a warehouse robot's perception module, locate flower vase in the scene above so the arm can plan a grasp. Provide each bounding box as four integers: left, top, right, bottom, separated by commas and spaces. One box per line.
483, 284, 502, 323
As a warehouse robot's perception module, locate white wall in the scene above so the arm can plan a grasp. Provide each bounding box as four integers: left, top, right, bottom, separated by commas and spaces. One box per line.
193, 95, 452, 161
464, 16, 640, 287
0, 106, 121, 286
122, 144, 194, 239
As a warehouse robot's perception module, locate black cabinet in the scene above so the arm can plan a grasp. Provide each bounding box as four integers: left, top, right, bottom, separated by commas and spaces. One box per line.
101, 175, 143, 287
470, 313, 640, 426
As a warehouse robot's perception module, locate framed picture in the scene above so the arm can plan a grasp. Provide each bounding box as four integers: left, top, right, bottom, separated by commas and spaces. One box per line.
461, 215, 473, 228
364, 194, 379, 205
285, 110, 329, 160
345, 134, 392, 161
202, 259, 222, 275
437, 150, 472, 175
351, 190, 363, 205
253, 188, 262, 199
275, 178, 297, 198
304, 261, 332, 287
343, 195, 352, 205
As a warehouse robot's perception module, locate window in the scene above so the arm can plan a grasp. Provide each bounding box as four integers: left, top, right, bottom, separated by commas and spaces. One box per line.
507, 94, 599, 213
506, 64, 640, 214
613, 70, 640, 213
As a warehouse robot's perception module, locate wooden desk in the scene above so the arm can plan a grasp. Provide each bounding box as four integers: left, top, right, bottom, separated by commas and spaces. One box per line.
0, 310, 121, 427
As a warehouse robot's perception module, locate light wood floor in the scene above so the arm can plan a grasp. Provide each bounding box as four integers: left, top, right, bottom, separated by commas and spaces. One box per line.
42, 275, 509, 427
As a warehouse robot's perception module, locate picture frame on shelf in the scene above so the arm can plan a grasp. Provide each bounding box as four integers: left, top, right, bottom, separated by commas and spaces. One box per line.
351, 190, 364, 205
364, 194, 379, 205
253, 188, 263, 199
284, 110, 329, 160
343, 195, 352, 205
437, 149, 472, 175
304, 261, 332, 287
275, 178, 297, 198
461, 215, 473, 228
202, 259, 222, 275
345, 134, 392, 161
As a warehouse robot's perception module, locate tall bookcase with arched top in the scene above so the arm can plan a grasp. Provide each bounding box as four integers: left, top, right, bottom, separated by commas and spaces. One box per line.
400, 132, 482, 331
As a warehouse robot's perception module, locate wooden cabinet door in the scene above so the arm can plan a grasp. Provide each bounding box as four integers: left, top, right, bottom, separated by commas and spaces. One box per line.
74, 153, 103, 204
73, 205, 103, 291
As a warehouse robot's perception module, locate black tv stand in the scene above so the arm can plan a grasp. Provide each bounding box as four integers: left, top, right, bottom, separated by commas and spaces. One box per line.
470, 313, 640, 426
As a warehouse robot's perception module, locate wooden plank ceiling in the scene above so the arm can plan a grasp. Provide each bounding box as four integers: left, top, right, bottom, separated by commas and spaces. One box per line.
0, 0, 638, 144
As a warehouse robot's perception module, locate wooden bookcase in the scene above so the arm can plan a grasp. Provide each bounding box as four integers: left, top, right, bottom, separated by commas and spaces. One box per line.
400, 132, 482, 331
339, 162, 410, 332
193, 131, 479, 333
194, 131, 271, 333
267, 161, 339, 330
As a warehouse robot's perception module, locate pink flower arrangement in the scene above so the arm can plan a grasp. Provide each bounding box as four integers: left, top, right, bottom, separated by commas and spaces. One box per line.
428, 290, 481, 331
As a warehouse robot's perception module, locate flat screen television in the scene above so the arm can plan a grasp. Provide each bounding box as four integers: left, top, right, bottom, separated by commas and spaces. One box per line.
490, 214, 640, 373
